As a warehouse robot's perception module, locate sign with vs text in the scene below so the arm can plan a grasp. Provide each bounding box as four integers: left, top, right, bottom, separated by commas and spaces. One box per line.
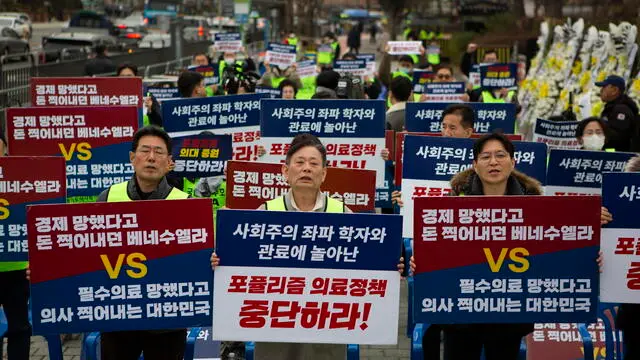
600, 172, 640, 303
0, 157, 66, 262
226, 161, 376, 213
6, 106, 138, 202
213, 209, 402, 344
260, 99, 387, 187
27, 199, 214, 334
412, 196, 600, 324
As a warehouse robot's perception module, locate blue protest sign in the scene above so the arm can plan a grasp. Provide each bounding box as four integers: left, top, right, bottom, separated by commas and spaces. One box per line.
260, 99, 387, 187
400, 135, 547, 238
144, 86, 180, 100
255, 86, 282, 99
545, 149, 635, 195
405, 102, 516, 134
532, 119, 580, 150
412, 70, 434, 94
188, 65, 219, 86
170, 134, 233, 178
422, 82, 467, 102
212, 209, 402, 344
193, 328, 222, 359
479, 63, 518, 89
601, 172, 640, 305
265, 43, 297, 68
375, 165, 393, 209
412, 195, 600, 324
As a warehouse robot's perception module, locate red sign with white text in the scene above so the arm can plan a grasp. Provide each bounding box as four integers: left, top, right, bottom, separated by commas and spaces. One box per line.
31, 77, 143, 108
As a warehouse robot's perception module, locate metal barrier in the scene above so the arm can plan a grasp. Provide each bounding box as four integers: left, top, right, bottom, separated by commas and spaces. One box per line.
143, 56, 193, 78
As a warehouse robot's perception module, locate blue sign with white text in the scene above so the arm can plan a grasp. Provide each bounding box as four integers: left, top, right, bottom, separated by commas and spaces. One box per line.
216, 209, 402, 270
162, 93, 265, 134
144, 86, 180, 100
255, 86, 282, 99
405, 102, 516, 134
260, 99, 385, 139
546, 149, 634, 190
479, 63, 518, 90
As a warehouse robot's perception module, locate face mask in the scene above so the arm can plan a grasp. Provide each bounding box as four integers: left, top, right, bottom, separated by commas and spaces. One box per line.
224, 57, 235, 64
398, 67, 411, 74
582, 134, 605, 151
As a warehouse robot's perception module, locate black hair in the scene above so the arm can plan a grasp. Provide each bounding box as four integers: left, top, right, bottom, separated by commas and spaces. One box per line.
342, 52, 357, 60
483, 49, 498, 60
117, 62, 138, 76
285, 133, 327, 167
389, 76, 412, 102
177, 71, 204, 98
95, 44, 107, 55
131, 126, 172, 154
316, 70, 340, 90
434, 63, 454, 76
443, 104, 475, 129
193, 52, 210, 62
279, 79, 298, 95
576, 116, 606, 138
398, 55, 414, 65
473, 133, 515, 160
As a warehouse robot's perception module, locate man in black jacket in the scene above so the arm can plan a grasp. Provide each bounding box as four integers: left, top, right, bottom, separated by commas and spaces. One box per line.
84, 44, 116, 76
596, 75, 640, 152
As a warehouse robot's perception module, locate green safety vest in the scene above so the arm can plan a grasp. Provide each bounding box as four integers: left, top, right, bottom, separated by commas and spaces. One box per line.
271, 76, 286, 89
218, 60, 243, 84
481, 90, 516, 103
288, 37, 298, 46
183, 177, 198, 197
205, 86, 215, 97
419, 30, 428, 40
403, 28, 412, 40
265, 195, 345, 213
106, 181, 189, 202
296, 76, 316, 100
409, 54, 419, 65
318, 42, 339, 65
427, 53, 440, 65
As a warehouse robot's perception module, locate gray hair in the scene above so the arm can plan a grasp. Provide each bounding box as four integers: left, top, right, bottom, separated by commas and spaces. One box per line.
625, 156, 640, 172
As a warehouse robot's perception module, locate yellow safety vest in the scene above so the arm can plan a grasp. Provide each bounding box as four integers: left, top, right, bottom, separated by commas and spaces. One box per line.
106, 181, 189, 202
265, 195, 344, 213
481, 90, 516, 103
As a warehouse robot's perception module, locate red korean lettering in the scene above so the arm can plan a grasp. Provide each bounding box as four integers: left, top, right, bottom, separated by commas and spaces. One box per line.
326, 143, 337, 156
349, 279, 368, 297
615, 238, 636, 255
286, 277, 306, 295
270, 300, 302, 328
191, 139, 201, 147
363, 144, 377, 156
300, 301, 331, 329
310, 277, 330, 295
326, 160, 338, 168
182, 139, 192, 148
329, 278, 348, 296
329, 303, 370, 330
239, 300, 269, 328
338, 144, 350, 156
442, 188, 452, 196
248, 276, 268, 294
427, 187, 443, 197
412, 187, 427, 199
266, 276, 286, 294
233, 132, 244, 142
227, 275, 248, 293
283, 143, 291, 154
368, 279, 388, 297
351, 144, 364, 156
627, 262, 640, 290
244, 132, 256, 142
270, 143, 284, 155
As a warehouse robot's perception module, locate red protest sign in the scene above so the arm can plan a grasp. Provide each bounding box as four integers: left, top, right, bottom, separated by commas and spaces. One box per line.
394, 132, 523, 186
385, 130, 395, 160
227, 161, 376, 212
31, 77, 143, 107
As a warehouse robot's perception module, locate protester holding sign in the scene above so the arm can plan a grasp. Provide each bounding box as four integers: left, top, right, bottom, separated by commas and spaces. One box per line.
96, 126, 191, 360
279, 79, 298, 100
258, 61, 303, 93
210, 133, 412, 360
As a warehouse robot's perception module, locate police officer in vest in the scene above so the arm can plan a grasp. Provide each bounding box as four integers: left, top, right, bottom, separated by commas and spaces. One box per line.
211, 133, 412, 360
96, 126, 190, 359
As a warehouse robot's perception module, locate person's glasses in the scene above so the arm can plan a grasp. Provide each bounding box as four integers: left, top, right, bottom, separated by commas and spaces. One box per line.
136, 146, 168, 157
437, 74, 452, 80
477, 151, 509, 163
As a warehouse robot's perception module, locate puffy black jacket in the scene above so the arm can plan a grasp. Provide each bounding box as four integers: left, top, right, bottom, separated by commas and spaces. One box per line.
601, 94, 640, 152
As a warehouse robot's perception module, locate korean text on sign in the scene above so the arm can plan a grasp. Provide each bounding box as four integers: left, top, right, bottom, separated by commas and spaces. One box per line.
479, 63, 518, 90
6, 106, 138, 199
27, 199, 214, 334
170, 134, 233, 178
31, 77, 142, 108
265, 43, 297, 68
412, 196, 600, 324
387, 41, 422, 55
532, 119, 580, 150
213, 33, 242, 52
259, 99, 387, 187
405, 102, 516, 134
0, 156, 66, 261
212, 209, 402, 344
400, 135, 547, 238
162, 93, 266, 162
601, 172, 640, 304
545, 149, 635, 196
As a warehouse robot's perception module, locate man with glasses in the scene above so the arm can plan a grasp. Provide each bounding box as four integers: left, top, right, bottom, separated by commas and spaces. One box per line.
96, 126, 190, 360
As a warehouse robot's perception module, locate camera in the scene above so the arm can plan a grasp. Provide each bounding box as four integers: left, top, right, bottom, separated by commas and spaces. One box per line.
336, 73, 364, 99
221, 60, 260, 94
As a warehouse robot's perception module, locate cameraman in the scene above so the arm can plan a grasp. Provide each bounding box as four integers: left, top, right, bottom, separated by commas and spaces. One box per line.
258, 61, 303, 91
221, 60, 260, 95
